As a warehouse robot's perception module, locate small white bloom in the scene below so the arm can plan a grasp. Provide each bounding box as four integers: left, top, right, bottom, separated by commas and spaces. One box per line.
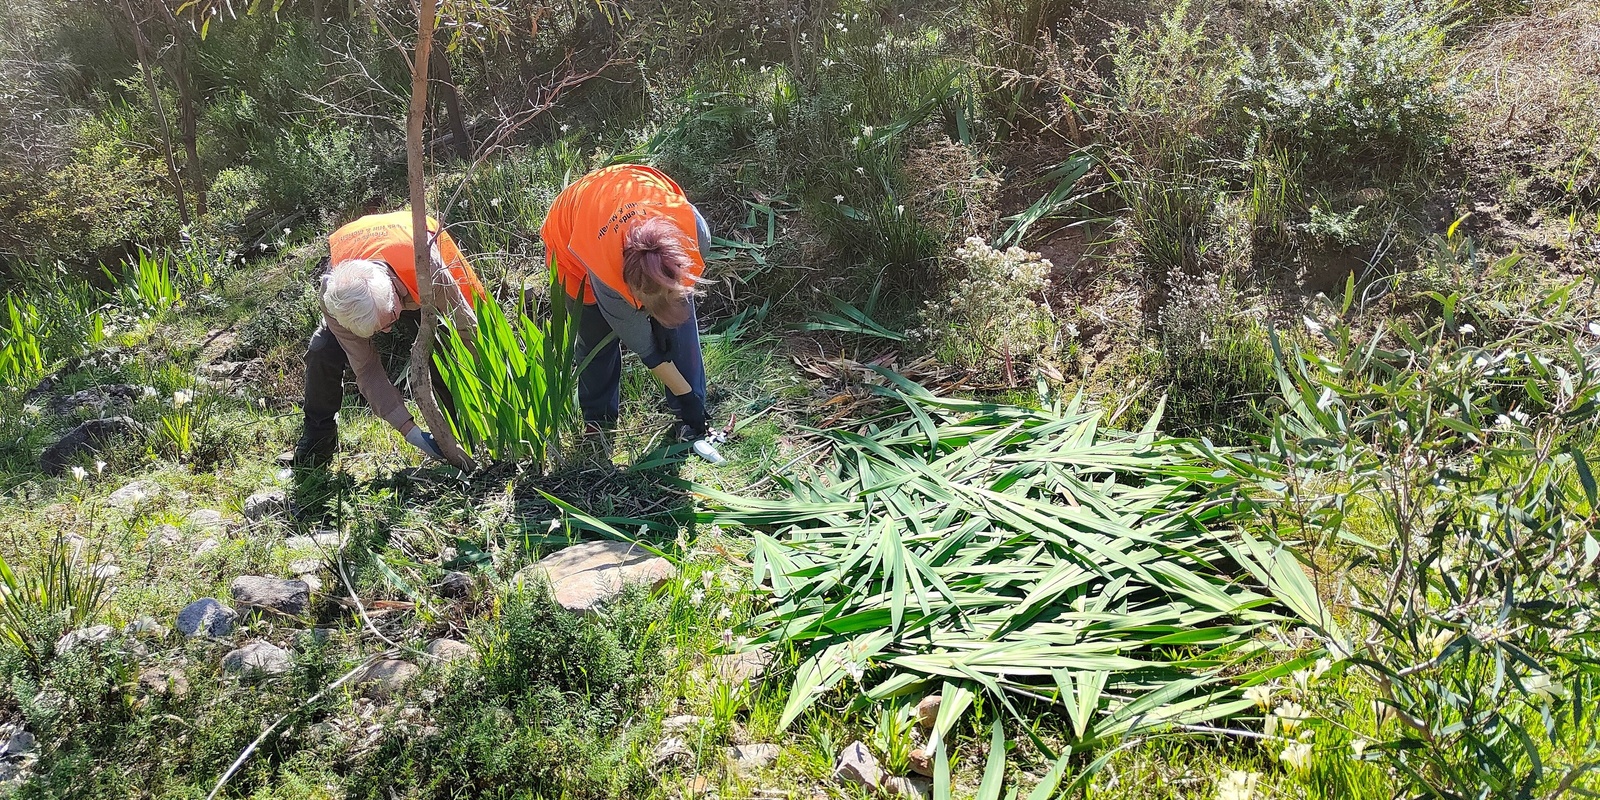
70, 466, 87, 482
172, 390, 192, 408
1274, 700, 1307, 732
1350, 738, 1368, 760
690, 589, 705, 606
1215, 770, 1259, 800
282, 227, 292, 235
560, 123, 571, 133
547, 518, 560, 533
895, 204, 905, 216
1263, 712, 1278, 738
716, 606, 732, 621
1303, 315, 1324, 335
1311, 657, 1332, 680
1458, 324, 1476, 335
259, 242, 268, 251
1527, 672, 1568, 701
1509, 409, 1531, 425
821, 57, 834, 67
834, 194, 845, 203
94, 460, 106, 475
1280, 740, 1313, 771
862, 125, 874, 137
490, 197, 502, 208
854, 166, 865, 175
1244, 684, 1273, 710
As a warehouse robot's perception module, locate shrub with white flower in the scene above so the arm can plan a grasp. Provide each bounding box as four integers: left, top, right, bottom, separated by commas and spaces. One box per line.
1214, 770, 1260, 800
916, 237, 1055, 376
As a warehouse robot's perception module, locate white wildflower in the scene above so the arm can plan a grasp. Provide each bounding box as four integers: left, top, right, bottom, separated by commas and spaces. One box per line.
1459, 324, 1476, 335
94, 460, 106, 475
1214, 770, 1259, 800
895, 204, 905, 216
1311, 657, 1332, 680
1263, 712, 1278, 738
559, 123, 571, 133
143, 386, 157, 399
1527, 672, 1568, 701
1303, 315, 1324, 335
833, 194, 845, 203
1350, 738, 1368, 760
70, 466, 87, 482
1274, 700, 1307, 732
862, 125, 874, 137
547, 518, 560, 533
172, 390, 192, 408
489, 197, 502, 208
690, 589, 705, 606
854, 166, 865, 175
1244, 684, 1273, 710
1509, 409, 1531, 425
821, 57, 833, 67
716, 606, 732, 621
282, 227, 291, 235
1280, 740, 1313, 772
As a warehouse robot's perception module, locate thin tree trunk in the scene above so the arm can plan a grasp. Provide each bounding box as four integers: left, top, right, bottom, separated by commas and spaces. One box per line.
406, 0, 473, 470
119, 0, 190, 226
152, 3, 205, 218
430, 54, 471, 159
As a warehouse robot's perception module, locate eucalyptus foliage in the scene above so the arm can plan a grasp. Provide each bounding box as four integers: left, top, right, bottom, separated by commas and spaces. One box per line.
703, 371, 1333, 747
1252, 278, 1600, 797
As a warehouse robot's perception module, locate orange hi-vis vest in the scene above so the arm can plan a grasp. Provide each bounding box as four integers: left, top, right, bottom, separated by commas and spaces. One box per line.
540, 164, 705, 305
328, 211, 487, 304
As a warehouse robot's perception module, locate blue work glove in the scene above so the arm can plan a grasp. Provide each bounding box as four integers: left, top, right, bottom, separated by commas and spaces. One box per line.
404, 426, 445, 460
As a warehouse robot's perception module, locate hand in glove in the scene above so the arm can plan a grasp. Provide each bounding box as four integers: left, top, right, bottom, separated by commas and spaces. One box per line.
404, 426, 445, 460
673, 390, 709, 441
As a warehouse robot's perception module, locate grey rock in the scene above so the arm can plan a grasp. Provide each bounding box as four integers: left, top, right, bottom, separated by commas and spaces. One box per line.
712, 645, 774, 689
915, 694, 941, 728
221, 640, 291, 678
513, 540, 677, 613
176, 598, 237, 638
883, 775, 933, 800
650, 736, 693, 771
55, 625, 114, 654
424, 638, 475, 663
153, 524, 183, 546
193, 538, 221, 557
185, 509, 228, 531
39, 416, 146, 476
90, 563, 121, 579
289, 558, 323, 575
298, 573, 323, 593
833, 740, 882, 791
661, 714, 708, 735
137, 668, 190, 699
2, 730, 35, 757
49, 384, 143, 417
242, 490, 291, 522
284, 530, 345, 550
230, 576, 310, 616
437, 571, 473, 598
726, 743, 781, 776
354, 659, 419, 699
106, 480, 157, 510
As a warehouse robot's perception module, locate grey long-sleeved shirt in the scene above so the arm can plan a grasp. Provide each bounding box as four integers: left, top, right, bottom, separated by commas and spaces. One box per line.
318, 266, 477, 431
584, 207, 712, 366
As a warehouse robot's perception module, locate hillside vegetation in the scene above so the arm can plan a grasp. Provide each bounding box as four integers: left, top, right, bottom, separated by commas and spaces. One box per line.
0, 0, 1596, 798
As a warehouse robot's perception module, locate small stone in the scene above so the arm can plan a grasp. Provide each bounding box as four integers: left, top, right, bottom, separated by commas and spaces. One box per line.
137, 668, 190, 699
684, 775, 712, 798
55, 625, 114, 654
177, 598, 237, 638
513, 540, 677, 614
437, 571, 473, 598
726, 743, 781, 776
39, 416, 146, 476
107, 480, 157, 510
230, 576, 310, 616
90, 564, 121, 579
154, 524, 183, 546
908, 747, 934, 777
285, 530, 346, 550
242, 490, 291, 522
661, 714, 708, 735
915, 694, 941, 728
185, 509, 228, 531
354, 659, 419, 699
833, 741, 882, 791
289, 558, 323, 575
124, 616, 168, 639
2, 730, 35, 757
193, 538, 221, 557
48, 384, 144, 417
651, 736, 694, 771
424, 639, 475, 663
712, 646, 773, 689
883, 775, 932, 800
221, 640, 292, 678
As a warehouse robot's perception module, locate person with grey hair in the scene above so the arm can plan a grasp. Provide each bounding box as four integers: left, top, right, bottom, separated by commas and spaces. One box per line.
278, 210, 488, 467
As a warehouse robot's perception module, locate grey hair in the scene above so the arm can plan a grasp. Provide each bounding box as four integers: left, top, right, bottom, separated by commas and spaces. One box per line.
323, 259, 398, 338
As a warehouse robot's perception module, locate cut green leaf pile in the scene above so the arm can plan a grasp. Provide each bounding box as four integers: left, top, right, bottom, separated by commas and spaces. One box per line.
703, 373, 1332, 745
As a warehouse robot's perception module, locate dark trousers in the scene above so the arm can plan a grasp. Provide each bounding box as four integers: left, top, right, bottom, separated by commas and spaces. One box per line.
575, 298, 706, 425
301, 310, 454, 439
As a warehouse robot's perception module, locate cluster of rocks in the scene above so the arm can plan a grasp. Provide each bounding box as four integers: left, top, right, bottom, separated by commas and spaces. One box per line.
831, 694, 944, 800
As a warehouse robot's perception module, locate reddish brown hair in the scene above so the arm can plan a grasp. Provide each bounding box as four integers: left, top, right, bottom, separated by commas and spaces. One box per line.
622, 215, 697, 327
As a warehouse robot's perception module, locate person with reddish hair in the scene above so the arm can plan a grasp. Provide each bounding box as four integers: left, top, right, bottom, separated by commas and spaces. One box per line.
540, 164, 712, 444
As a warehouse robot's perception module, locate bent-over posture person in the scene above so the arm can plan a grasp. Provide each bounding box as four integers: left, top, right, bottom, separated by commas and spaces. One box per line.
540, 164, 713, 444
280, 210, 486, 467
